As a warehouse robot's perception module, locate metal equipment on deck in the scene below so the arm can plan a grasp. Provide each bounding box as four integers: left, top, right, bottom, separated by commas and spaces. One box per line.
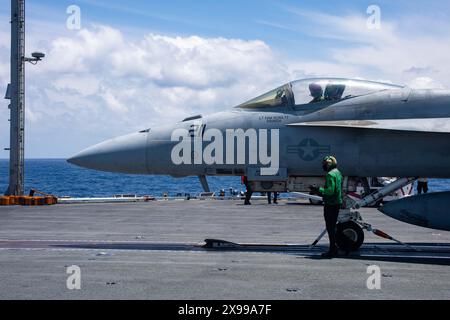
5, 0, 44, 196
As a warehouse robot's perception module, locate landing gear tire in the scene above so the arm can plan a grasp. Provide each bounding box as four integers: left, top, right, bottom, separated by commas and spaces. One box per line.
336, 221, 364, 252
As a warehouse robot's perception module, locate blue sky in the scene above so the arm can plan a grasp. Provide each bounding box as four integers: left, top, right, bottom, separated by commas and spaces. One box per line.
1, 1, 450, 158
24, 0, 450, 59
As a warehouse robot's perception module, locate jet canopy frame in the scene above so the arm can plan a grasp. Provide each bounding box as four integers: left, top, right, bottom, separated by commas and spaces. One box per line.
237, 78, 403, 110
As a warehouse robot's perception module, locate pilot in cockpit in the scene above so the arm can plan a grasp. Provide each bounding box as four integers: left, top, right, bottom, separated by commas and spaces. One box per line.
324, 84, 346, 101
275, 88, 288, 106
309, 83, 324, 103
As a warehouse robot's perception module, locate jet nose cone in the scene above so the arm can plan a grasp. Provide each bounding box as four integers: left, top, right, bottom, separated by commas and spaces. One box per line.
66, 155, 80, 166
67, 132, 149, 174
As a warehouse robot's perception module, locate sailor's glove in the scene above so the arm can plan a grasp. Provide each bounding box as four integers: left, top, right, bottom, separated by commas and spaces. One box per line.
309, 185, 320, 195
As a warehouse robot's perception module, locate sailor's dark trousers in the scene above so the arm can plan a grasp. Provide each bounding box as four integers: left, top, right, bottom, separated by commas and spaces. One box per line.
324, 205, 340, 252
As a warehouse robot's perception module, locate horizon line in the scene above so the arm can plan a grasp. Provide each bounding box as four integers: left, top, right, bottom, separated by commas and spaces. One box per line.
0, 158, 68, 160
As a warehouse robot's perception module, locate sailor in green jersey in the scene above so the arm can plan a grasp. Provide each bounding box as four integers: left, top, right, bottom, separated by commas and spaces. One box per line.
310, 156, 343, 258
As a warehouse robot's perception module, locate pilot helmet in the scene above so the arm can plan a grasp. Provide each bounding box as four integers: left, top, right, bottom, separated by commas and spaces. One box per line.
309, 83, 323, 97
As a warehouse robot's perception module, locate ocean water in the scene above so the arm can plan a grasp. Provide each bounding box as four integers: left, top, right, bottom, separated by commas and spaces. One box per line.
0, 159, 243, 198
0, 159, 449, 198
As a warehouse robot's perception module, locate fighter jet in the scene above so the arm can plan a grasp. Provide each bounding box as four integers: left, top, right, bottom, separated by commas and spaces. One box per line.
68, 78, 450, 251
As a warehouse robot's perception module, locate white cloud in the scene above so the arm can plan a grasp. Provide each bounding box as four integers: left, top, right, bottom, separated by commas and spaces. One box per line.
282, 7, 450, 88
0, 30, 9, 85
0, 24, 290, 157
0, 29, 8, 49
108, 34, 283, 89
2, 7, 450, 158
41, 25, 124, 74
408, 77, 445, 89
99, 87, 128, 114
53, 75, 100, 96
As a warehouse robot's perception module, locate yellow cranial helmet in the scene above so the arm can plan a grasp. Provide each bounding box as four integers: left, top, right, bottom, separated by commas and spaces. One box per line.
323, 156, 338, 168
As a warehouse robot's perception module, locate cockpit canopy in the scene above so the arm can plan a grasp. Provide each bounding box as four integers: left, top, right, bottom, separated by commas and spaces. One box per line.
237, 78, 403, 109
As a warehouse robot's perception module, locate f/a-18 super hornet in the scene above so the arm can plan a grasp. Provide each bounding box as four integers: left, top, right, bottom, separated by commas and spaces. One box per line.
68, 78, 450, 251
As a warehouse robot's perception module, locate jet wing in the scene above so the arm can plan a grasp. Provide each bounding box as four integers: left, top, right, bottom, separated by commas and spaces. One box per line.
287, 118, 450, 133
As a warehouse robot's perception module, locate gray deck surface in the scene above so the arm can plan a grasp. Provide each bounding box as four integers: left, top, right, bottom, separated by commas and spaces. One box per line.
0, 199, 449, 300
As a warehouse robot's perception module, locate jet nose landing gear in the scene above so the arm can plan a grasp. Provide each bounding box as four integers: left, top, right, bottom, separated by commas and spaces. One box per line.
336, 221, 365, 253
311, 177, 418, 254
310, 209, 366, 253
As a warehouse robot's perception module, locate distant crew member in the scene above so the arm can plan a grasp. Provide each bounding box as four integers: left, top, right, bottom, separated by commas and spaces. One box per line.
309, 83, 324, 103
267, 192, 278, 204
310, 156, 343, 258
417, 178, 429, 194
242, 176, 253, 205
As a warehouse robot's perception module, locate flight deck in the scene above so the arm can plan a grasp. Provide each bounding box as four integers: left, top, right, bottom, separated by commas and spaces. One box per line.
0, 199, 449, 300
